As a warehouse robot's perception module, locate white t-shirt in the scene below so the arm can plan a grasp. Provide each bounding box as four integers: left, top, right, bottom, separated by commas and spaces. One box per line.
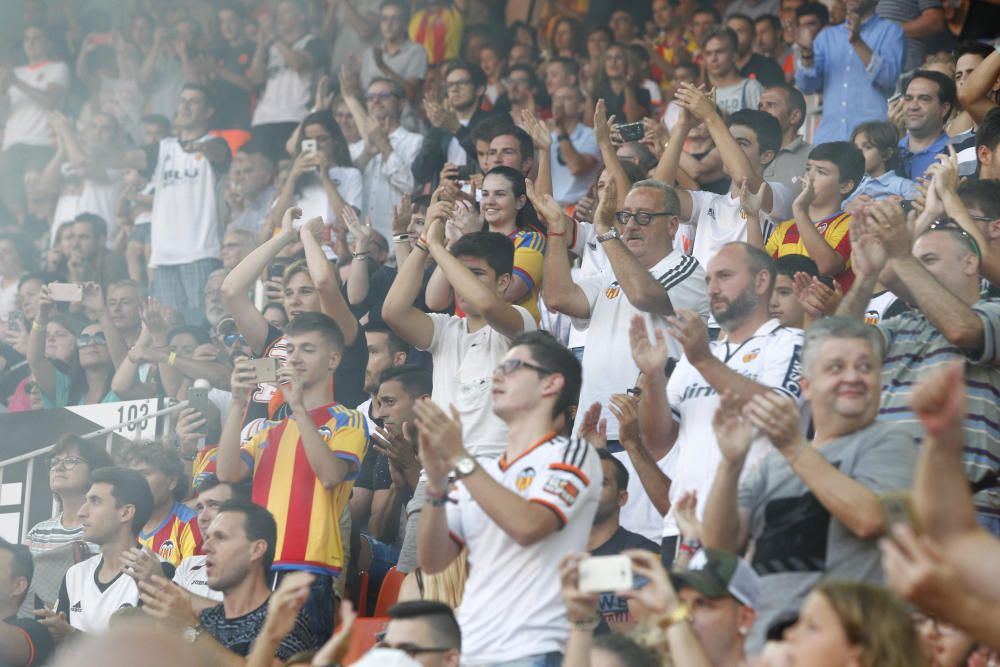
613, 448, 673, 542
680, 184, 794, 269
715, 78, 763, 115
173, 555, 223, 602
572, 250, 709, 440
663, 319, 808, 537
550, 124, 602, 206
252, 35, 323, 126
295, 166, 364, 226
60, 554, 146, 633
447, 436, 602, 664
149, 136, 224, 266
446, 119, 471, 166
419, 307, 537, 460
51, 166, 124, 247
2, 61, 70, 149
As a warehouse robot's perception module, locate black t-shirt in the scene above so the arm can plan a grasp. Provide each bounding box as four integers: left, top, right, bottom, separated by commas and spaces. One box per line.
740, 53, 786, 89
354, 401, 392, 492
591, 526, 660, 626
212, 42, 256, 129
3, 615, 54, 667
600, 87, 653, 125
199, 599, 317, 659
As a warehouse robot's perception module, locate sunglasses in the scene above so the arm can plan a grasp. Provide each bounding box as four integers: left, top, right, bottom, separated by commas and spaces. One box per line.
76, 332, 107, 348
222, 332, 248, 347
928, 218, 982, 260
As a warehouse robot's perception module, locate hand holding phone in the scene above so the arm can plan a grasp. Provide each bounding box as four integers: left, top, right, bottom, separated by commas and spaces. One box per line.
616, 122, 645, 143
578, 555, 633, 593
48, 283, 83, 303
247, 357, 279, 384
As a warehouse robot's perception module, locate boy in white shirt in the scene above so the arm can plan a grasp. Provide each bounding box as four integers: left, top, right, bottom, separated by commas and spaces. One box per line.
383, 204, 537, 572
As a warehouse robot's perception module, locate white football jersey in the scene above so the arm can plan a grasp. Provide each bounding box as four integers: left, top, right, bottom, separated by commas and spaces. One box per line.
445, 436, 602, 664
173, 555, 223, 602
663, 319, 808, 537
61, 554, 144, 633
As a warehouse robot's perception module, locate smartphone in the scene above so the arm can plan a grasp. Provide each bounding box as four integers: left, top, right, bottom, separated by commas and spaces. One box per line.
455, 163, 477, 180
7, 311, 24, 333
267, 257, 292, 282
899, 199, 916, 216
887, 92, 904, 105
817, 275, 836, 290
187, 385, 211, 416
247, 357, 279, 384
49, 283, 83, 302
578, 555, 633, 593
616, 121, 645, 143
301, 138, 318, 154
879, 492, 918, 532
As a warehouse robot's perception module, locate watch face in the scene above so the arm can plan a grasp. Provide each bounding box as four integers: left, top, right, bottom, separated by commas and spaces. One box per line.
182, 626, 199, 644
457, 457, 475, 475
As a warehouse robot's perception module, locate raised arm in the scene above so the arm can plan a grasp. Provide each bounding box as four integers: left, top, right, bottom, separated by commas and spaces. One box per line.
221, 207, 300, 354
382, 209, 440, 350
27, 286, 58, 400
215, 362, 256, 485
789, 174, 847, 276
425, 219, 529, 337
701, 393, 753, 552
836, 208, 884, 319
300, 217, 360, 346
654, 106, 697, 221
630, 315, 679, 459
594, 100, 632, 201
520, 109, 553, 198
531, 182, 592, 319
957, 48, 1000, 125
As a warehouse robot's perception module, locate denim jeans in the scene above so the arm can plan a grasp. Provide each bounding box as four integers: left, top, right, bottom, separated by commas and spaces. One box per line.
485, 651, 563, 667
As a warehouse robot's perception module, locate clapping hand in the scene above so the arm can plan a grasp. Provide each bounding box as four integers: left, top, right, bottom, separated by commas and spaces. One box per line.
910, 359, 965, 438
577, 401, 607, 450
712, 390, 753, 464
744, 392, 804, 456
629, 315, 669, 377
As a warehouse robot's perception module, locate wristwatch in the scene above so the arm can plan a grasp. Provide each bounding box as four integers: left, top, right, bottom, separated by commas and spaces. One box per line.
452, 456, 477, 478
596, 228, 621, 244
182, 623, 204, 644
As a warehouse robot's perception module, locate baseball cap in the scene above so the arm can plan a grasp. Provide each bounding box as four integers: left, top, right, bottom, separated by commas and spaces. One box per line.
670, 548, 761, 609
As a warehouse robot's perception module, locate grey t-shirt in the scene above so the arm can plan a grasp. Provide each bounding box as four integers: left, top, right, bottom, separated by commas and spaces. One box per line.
715, 78, 763, 116
738, 421, 917, 651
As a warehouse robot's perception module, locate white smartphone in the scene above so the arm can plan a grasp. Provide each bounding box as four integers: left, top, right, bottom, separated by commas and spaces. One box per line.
578, 555, 633, 593
301, 138, 318, 154
48, 282, 83, 302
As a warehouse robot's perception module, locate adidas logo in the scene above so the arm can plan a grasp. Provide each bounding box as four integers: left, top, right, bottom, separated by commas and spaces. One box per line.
71, 601, 82, 612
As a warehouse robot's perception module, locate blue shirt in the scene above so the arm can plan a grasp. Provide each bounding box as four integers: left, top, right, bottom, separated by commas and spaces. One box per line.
846, 170, 917, 202
795, 15, 904, 143
899, 132, 951, 180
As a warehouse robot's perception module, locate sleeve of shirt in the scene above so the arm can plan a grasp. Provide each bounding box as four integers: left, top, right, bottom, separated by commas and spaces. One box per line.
411, 43, 429, 79
737, 457, 768, 511
383, 134, 420, 192
826, 215, 853, 265
239, 424, 272, 474
851, 427, 918, 492
793, 32, 826, 94
865, 22, 904, 94
683, 189, 709, 226
744, 79, 763, 110
6, 618, 55, 667
970, 301, 1000, 366
758, 330, 805, 401
326, 410, 370, 479
445, 482, 469, 545
570, 272, 604, 326
420, 312, 453, 353
765, 221, 789, 257
512, 234, 545, 293
339, 169, 364, 211
527, 439, 602, 527
51, 62, 71, 88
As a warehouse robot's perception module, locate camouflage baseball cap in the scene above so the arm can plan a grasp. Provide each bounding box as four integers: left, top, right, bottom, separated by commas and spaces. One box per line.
670, 548, 760, 609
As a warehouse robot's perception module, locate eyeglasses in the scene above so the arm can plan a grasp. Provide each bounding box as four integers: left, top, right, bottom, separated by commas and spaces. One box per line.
76, 332, 107, 348
928, 218, 982, 260
615, 210, 675, 226
493, 358, 553, 377
365, 91, 398, 102
47, 456, 88, 470
445, 78, 473, 90
374, 636, 452, 657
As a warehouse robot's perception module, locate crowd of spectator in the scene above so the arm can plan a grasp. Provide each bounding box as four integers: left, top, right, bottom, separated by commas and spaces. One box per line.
1, 0, 999, 666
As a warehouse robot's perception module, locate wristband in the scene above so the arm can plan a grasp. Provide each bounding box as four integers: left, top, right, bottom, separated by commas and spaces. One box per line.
569, 616, 601, 631
32, 321, 40, 332
167, 352, 177, 366
352, 251, 370, 259
558, 134, 571, 142
414, 238, 430, 252
392, 233, 409, 242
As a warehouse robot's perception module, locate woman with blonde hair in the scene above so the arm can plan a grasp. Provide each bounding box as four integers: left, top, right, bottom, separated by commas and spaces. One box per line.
787, 581, 927, 667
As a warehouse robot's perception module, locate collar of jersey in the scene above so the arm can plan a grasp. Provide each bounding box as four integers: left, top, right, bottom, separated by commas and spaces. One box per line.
498, 431, 557, 471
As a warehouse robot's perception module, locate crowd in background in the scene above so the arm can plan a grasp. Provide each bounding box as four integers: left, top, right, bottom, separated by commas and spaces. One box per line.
0, 0, 999, 666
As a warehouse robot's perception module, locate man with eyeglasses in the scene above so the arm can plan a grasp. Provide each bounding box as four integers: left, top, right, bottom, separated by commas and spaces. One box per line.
837, 198, 1000, 537
348, 76, 422, 240
383, 225, 537, 573
541, 179, 708, 544
412, 61, 499, 190
415, 331, 601, 665
377, 600, 461, 666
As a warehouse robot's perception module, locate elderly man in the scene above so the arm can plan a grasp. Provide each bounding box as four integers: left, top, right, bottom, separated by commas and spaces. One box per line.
539, 179, 708, 542
701, 316, 917, 650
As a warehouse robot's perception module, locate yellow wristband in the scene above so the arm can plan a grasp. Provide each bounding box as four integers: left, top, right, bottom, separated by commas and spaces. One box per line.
167, 352, 177, 366
32, 321, 40, 332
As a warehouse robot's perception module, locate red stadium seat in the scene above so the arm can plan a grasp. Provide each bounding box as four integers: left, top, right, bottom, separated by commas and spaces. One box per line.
373, 567, 406, 617
342, 616, 389, 665
354, 570, 370, 617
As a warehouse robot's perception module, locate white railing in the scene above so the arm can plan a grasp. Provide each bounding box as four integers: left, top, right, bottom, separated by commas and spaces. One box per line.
0, 399, 191, 542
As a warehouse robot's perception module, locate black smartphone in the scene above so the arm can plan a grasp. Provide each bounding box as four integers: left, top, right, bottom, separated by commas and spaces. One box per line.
617, 121, 645, 143
817, 275, 836, 290
267, 258, 292, 282
455, 164, 477, 180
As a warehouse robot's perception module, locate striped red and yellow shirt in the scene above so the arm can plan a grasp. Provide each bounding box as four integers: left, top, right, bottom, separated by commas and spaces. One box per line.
138, 501, 201, 566
766, 211, 855, 290
239, 403, 367, 576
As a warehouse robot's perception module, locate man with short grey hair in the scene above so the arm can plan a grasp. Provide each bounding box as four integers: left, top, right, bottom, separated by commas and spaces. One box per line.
541, 178, 708, 542
701, 315, 917, 651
